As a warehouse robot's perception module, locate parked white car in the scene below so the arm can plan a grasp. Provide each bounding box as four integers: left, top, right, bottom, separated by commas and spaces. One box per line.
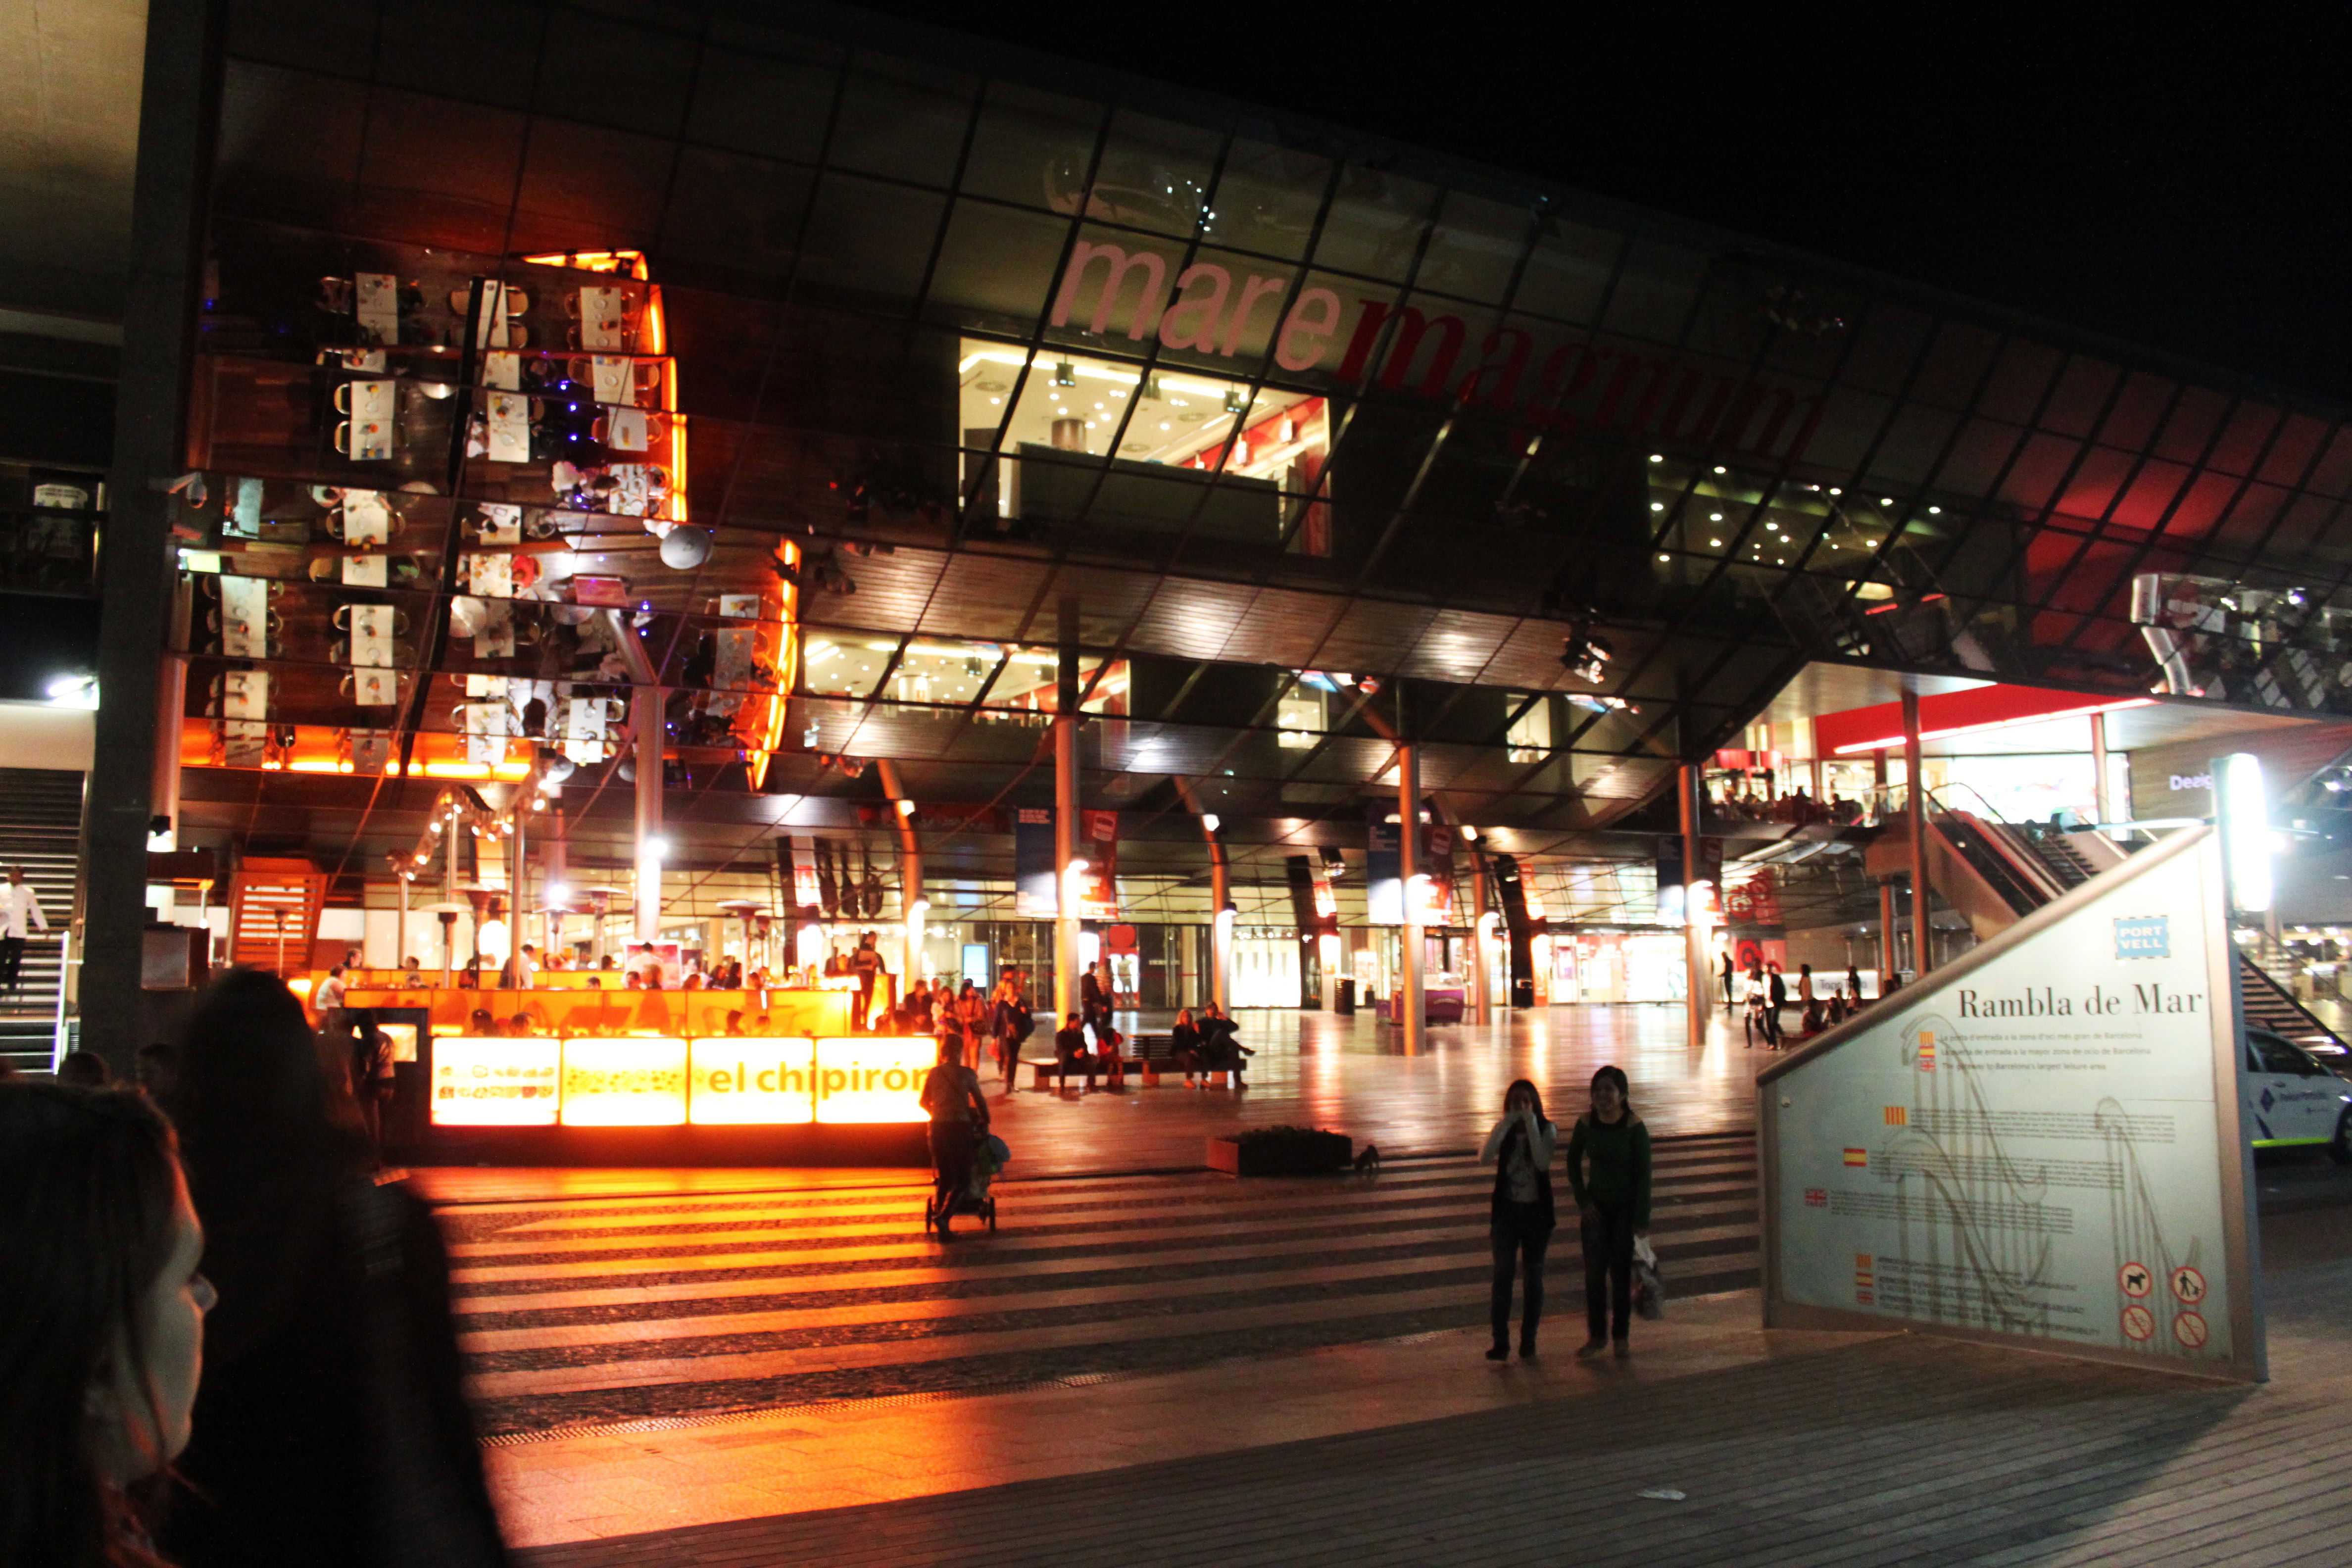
2244, 1029, 2352, 1161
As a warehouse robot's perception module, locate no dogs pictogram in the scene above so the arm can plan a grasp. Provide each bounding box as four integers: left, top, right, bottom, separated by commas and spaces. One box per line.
2120, 1305, 2154, 1342
2172, 1311, 2209, 1349
2117, 1262, 2152, 1298
2169, 1266, 2206, 1306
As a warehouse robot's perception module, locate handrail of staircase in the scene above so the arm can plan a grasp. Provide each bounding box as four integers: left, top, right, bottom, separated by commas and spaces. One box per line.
2234, 943, 2352, 1056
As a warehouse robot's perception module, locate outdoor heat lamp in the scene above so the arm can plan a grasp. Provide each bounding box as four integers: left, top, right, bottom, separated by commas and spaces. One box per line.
2212, 752, 2270, 914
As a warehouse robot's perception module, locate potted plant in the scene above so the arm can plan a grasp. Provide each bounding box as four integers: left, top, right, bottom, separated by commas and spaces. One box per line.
1207, 1125, 1353, 1176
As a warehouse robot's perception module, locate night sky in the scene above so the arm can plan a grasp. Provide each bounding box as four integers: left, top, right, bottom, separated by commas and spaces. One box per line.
856, 4, 2352, 404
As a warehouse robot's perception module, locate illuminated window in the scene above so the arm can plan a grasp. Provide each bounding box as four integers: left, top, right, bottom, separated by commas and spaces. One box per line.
1507, 695, 1552, 763
1277, 688, 1325, 748
802, 636, 893, 699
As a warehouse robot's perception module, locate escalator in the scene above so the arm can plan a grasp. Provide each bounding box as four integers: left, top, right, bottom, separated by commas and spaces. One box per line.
1872, 801, 2352, 1057
1998, 820, 2351, 1060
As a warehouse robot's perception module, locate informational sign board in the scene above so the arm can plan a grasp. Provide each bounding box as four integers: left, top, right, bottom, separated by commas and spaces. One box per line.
1014, 807, 1056, 916
1759, 825, 2262, 1380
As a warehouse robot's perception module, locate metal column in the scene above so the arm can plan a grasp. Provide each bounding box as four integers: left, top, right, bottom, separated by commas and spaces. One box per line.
1469, 853, 1490, 1017
875, 760, 924, 986
1904, 686, 1931, 980
1053, 711, 1078, 1026
634, 688, 663, 940
82, 0, 219, 1061
1680, 763, 1708, 1049
2091, 711, 2112, 825
1398, 743, 1423, 1051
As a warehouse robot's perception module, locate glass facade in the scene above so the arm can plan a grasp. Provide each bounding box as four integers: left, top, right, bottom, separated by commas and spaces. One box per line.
163, 0, 2352, 922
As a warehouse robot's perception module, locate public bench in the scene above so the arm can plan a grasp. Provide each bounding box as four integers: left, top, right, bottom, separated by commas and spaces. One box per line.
1018, 1033, 1241, 1090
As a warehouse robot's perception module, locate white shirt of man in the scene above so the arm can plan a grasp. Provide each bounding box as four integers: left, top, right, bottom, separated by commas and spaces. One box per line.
316, 973, 345, 1010
2, 882, 47, 940
515, 950, 538, 989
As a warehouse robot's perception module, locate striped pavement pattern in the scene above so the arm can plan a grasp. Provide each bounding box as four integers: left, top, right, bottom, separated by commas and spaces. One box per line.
444, 1132, 1758, 1438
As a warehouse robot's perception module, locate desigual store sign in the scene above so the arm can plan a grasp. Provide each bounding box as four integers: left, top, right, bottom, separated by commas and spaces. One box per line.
430, 1036, 933, 1127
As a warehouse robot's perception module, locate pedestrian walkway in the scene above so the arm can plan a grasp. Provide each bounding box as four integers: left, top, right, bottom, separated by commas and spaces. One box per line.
444, 1134, 1758, 1440
489, 1203, 2352, 1565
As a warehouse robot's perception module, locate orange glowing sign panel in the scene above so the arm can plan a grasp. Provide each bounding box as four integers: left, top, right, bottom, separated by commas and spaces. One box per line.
688, 1037, 815, 1125
431, 1037, 560, 1125
559, 1037, 687, 1126
812, 1036, 933, 1124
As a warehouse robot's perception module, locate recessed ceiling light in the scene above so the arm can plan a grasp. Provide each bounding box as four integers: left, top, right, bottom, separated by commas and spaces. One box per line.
1713, 465, 1726, 475
1651, 502, 1666, 512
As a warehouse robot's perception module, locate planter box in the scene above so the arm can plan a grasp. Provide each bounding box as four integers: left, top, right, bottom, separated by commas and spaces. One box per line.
1207, 1129, 1353, 1176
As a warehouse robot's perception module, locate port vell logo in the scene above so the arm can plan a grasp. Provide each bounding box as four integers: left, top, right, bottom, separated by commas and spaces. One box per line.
1048, 241, 1825, 461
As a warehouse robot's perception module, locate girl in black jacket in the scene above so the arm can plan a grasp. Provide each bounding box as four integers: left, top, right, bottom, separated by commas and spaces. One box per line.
1477, 1079, 1557, 1360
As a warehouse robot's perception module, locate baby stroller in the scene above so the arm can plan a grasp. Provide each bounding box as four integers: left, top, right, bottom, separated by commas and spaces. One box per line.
926, 1124, 1006, 1237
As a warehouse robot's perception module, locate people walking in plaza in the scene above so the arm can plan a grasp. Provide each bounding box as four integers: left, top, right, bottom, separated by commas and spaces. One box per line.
1566, 1065, 1652, 1359
1719, 949, 1735, 1010
0, 1079, 215, 1568
956, 980, 989, 1072
1743, 965, 1776, 1047
161, 967, 509, 1568
989, 976, 1031, 1082
919, 1034, 988, 1222
850, 933, 883, 1029
1479, 1078, 1557, 1360
0, 863, 46, 990
1797, 963, 1819, 1034
1767, 963, 1788, 1043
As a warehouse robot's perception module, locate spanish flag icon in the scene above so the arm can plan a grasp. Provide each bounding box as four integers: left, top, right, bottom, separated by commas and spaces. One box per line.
1843, 1147, 1868, 1167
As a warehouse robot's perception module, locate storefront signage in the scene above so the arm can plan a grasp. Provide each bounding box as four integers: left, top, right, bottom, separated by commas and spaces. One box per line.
429, 1035, 932, 1127
1048, 241, 1822, 461
431, 1037, 560, 1125
688, 1036, 815, 1124
560, 1037, 687, 1126
813, 1035, 936, 1123
1759, 826, 2261, 1379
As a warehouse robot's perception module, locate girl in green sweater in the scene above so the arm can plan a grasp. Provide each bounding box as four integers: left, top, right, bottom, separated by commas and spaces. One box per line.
1565, 1064, 1651, 1357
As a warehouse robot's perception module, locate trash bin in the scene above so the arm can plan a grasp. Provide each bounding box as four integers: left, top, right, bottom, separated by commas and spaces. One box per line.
1334, 977, 1356, 1015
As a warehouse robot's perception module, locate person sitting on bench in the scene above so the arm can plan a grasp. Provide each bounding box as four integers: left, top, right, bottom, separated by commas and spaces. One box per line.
1053, 1012, 1094, 1090
1092, 1020, 1127, 1087
1170, 1008, 1206, 1085
1197, 1004, 1251, 1084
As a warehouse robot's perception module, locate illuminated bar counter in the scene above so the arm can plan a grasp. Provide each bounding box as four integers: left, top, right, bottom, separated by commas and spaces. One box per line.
349, 983, 931, 1162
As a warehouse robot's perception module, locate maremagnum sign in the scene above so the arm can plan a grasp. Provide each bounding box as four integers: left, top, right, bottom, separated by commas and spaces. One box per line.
1758, 824, 2264, 1381
1046, 241, 1826, 462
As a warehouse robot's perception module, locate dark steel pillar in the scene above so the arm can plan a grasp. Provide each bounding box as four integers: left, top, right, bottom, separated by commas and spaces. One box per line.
84, 0, 220, 1062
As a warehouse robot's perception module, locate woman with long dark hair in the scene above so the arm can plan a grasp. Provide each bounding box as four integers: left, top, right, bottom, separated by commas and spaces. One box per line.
0, 1082, 214, 1568
1477, 1078, 1556, 1360
1566, 1064, 1653, 1358
162, 967, 507, 1568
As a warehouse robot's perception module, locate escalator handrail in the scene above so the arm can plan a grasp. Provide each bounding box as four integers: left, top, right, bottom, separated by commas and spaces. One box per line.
1929, 811, 2053, 918
2234, 951, 2352, 1057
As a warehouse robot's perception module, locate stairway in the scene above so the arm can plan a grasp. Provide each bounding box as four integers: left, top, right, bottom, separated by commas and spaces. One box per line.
226, 857, 327, 976
0, 768, 84, 1075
